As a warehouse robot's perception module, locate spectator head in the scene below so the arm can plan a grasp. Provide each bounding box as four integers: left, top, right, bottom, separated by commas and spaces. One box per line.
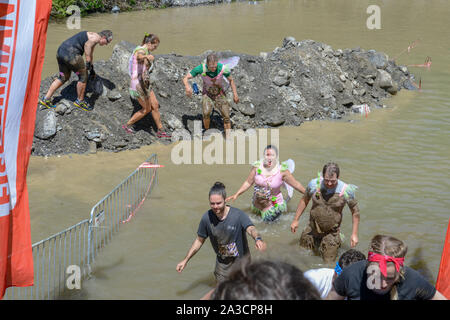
212, 258, 321, 300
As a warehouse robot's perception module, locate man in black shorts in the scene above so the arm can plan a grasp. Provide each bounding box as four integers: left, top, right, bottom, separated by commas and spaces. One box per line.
39, 30, 113, 111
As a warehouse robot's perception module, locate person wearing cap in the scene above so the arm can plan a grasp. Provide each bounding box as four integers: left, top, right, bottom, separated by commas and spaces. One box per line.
39, 30, 113, 111
304, 249, 366, 299
326, 235, 447, 300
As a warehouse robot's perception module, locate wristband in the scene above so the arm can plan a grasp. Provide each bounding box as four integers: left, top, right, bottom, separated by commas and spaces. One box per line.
255, 236, 262, 242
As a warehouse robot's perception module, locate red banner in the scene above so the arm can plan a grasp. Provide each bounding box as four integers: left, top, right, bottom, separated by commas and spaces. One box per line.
0, 0, 52, 299
436, 218, 450, 299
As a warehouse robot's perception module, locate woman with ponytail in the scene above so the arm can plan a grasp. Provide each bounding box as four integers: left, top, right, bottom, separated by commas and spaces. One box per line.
326, 235, 447, 300
123, 33, 171, 139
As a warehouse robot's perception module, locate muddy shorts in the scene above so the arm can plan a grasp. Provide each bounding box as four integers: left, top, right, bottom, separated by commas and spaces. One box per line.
299, 224, 341, 263
56, 53, 87, 83
202, 94, 231, 124
129, 81, 153, 100
214, 257, 237, 283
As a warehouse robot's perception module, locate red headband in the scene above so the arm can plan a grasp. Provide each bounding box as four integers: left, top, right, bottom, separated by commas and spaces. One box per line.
367, 251, 404, 278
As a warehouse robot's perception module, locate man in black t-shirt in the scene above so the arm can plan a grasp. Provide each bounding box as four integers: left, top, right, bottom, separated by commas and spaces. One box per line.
326, 235, 447, 300
39, 30, 113, 111
176, 182, 266, 283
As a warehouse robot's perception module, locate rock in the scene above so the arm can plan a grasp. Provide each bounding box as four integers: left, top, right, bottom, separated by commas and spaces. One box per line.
110, 41, 135, 75
387, 83, 398, 95
237, 102, 256, 117
375, 69, 394, 89
165, 113, 183, 130
403, 79, 419, 90
282, 36, 296, 48
158, 91, 169, 98
265, 114, 285, 127
399, 66, 408, 74
85, 130, 102, 141
107, 89, 122, 101
34, 110, 57, 140
273, 70, 290, 86
111, 6, 120, 13
113, 141, 128, 149
288, 94, 302, 103
367, 51, 388, 69
88, 141, 97, 154
259, 52, 268, 60
54, 100, 70, 115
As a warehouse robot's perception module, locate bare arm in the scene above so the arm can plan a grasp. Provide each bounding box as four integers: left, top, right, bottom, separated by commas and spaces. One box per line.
227, 75, 239, 103
246, 225, 266, 251
282, 171, 306, 194
349, 205, 360, 248
176, 236, 206, 273
84, 33, 100, 65
183, 73, 194, 97
226, 168, 256, 202
200, 288, 216, 300
290, 194, 310, 233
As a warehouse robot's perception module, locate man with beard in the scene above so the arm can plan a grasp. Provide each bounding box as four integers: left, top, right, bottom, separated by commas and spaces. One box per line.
176, 182, 266, 282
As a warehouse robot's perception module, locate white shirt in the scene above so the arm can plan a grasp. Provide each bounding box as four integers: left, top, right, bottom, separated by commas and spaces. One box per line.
304, 268, 335, 299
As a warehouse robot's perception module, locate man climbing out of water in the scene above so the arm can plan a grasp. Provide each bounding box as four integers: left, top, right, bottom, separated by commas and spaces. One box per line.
290, 162, 360, 263
38, 30, 113, 111
182, 52, 239, 139
176, 182, 266, 283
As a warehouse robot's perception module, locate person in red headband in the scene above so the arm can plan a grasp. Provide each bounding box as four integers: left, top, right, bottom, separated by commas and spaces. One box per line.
326, 235, 447, 300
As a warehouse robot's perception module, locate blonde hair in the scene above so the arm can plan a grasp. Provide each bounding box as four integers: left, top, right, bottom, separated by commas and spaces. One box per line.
368, 235, 408, 300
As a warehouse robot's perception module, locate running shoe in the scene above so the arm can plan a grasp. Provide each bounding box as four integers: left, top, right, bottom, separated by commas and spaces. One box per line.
156, 130, 171, 139
122, 124, 136, 134
73, 99, 93, 111
38, 97, 55, 109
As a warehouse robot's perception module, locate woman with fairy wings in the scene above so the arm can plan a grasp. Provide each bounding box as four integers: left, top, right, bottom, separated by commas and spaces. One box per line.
227, 145, 306, 222
123, 33, 171, 139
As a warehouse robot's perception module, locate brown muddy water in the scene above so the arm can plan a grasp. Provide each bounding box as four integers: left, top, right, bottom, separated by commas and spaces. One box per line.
27, 0, 450, 299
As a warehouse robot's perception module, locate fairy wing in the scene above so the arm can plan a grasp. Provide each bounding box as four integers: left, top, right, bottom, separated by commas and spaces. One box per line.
219, 56, 240, 70
283, 159, 296, 201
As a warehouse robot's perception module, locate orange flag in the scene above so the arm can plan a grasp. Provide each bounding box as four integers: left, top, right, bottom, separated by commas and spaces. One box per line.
0, 0, 52, 299
436, 218, 450, 299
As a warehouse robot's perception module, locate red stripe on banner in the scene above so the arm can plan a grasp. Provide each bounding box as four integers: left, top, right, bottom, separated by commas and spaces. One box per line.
0, 44, 11, 53
0, 4, 15, 18
436, 218, 450, 299
0, 0, 52, 299
0, 19, 14, 27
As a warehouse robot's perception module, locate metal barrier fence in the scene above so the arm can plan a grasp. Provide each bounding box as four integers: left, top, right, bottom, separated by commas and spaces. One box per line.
4, 153, 158, 300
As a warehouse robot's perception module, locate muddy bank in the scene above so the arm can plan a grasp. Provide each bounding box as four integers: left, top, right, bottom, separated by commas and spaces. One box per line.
33, 37, 418, 156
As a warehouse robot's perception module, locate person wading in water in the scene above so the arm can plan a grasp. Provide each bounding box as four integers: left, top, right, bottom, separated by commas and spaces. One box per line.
290, 162, 360, 263
176, 182, 266, 283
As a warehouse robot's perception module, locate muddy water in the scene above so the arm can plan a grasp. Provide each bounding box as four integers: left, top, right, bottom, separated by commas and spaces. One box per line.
29, 0, 450, 299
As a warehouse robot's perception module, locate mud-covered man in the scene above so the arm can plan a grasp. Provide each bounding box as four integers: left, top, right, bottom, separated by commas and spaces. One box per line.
290, 162, 360, 263
39, 30, 113, 111
182, 53, 239, 139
